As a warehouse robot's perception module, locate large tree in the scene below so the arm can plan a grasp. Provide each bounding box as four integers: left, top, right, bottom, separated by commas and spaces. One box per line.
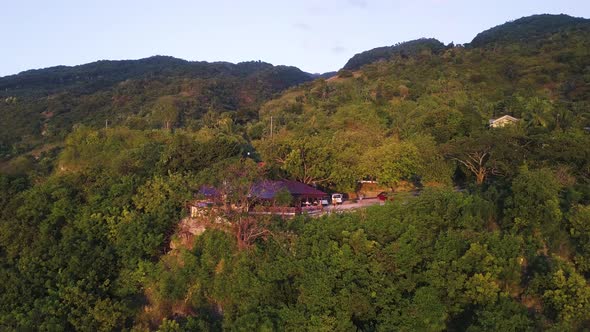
443, 130, 523, 185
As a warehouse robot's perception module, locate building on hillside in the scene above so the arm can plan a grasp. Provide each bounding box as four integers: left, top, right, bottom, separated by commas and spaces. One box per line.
251, 180, 327, 205
188, 200, 214, 218
188, 186, 220, 218
489, 115, 520, 128
188, 180, 328, 217
250, 180, 329, 216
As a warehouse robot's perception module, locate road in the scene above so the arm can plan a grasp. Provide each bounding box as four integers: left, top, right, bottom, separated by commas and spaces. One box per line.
310, 198, 384, 217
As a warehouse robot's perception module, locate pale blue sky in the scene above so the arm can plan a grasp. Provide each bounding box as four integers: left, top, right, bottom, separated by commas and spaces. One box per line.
1, 0, 588, 76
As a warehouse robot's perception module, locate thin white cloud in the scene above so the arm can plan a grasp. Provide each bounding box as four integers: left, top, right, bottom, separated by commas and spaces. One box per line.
331, 46, 347, 54
348, 0, 368, 8
292, 22, 311, 30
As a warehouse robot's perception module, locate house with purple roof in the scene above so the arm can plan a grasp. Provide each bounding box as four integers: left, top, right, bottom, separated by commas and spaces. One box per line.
188, 180, 328, 217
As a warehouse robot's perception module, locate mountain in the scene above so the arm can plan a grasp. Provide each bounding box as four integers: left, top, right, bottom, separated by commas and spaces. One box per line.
342, 38, 446, 71
341, 14, 590, 72
0, 56, 314, 158
2, 13, 590, 331
469, 14, 590, 48
0, 56, 312, 97
252, 13, 590, 191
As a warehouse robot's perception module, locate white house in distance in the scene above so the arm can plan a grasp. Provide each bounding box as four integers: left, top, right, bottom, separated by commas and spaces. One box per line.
489, 115, 520, 128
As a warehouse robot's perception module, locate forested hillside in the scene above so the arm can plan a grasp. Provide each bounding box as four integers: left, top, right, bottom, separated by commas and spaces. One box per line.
343, 38, 447, 71
253, 14, 590, 192
1, 14, 590, 331
0, 56, 312, 160
469, 14, 590, 48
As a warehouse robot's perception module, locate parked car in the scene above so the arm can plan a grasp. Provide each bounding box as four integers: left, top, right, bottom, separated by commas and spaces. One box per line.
377, 192, 393, 201
331, 193, 343, 204
320, 197, 330, 206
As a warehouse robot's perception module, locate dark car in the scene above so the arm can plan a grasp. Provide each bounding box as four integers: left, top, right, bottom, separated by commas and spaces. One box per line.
377, 192, 393, 201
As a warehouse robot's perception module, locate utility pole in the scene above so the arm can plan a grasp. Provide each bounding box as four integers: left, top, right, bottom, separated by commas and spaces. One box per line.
270, 116, 273, 141
105, 119, 108, 129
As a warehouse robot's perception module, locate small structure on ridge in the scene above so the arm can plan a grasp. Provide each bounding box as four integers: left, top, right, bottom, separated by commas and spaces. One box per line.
489, 115, 520, 128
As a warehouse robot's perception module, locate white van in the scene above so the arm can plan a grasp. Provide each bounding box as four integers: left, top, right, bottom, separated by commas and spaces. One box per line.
331, 193, 343, 205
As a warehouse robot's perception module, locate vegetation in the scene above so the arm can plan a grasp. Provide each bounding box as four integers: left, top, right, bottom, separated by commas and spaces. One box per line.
469, 14, 590, 48
1, 13, 590, 331
343, 38, 447, 71
0, 57, 312, 160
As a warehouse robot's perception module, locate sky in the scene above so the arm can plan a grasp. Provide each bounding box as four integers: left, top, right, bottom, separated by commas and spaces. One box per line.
1, 0, 589, 76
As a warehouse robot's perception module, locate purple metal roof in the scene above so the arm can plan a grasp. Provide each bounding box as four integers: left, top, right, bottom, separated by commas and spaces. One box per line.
252, 180, 327, 199
199, 185, 220, 197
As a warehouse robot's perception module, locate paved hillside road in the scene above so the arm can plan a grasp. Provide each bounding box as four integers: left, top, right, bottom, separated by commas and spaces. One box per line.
314, 191, 426, 217
317, 198, 383, 216
338, 198, 383, 210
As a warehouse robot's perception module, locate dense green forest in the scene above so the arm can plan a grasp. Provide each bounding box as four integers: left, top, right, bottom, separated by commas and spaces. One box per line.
1, 14, 590, 331
0, 57, 313, 161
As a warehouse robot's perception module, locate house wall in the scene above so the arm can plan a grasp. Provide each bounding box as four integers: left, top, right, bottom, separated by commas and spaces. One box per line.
491, 117, 518, 128
491, 119, 509, 127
